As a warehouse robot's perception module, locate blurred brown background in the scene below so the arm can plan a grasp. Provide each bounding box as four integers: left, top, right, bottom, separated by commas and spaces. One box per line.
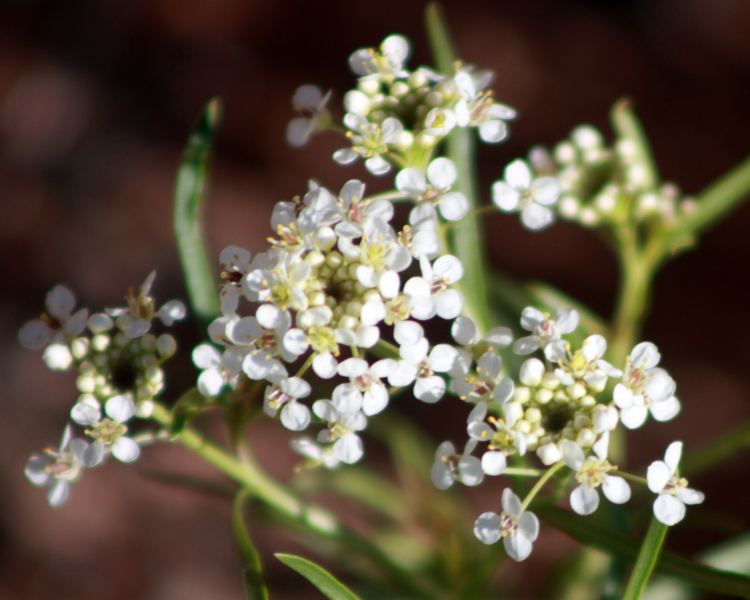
1, 0, 749, 598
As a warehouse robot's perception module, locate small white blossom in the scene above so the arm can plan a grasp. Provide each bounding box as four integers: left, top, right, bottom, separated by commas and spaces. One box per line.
192, 344, 245, 397
513, 307, 579, 355
453, 69, 516, 143
333, 114, 404, 176
473, 488, 540, 562
19, 285, 88, 350
546, 335, 621, 393
25, 425, 104, 507
264, 376, 312, 432
312, 400, 367, 464
431, 440, 483, 489
647, 441, 704, 526
492, 159, 561, 230
561, 435, 631, 516
404, 255, 464, 320
614, 342, 680, 429
396, 158, 469, 222
287, 85, 331, 147
349, 34, 410, 80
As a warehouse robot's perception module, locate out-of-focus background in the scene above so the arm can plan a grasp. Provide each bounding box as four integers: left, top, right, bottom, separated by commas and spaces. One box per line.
2, 0, 749, 598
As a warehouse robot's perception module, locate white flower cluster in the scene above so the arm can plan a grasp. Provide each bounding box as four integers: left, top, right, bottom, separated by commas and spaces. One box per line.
492, 125, 695, 231
288, 34, 516, 176
194, 172, 474, 467
21, 274, 185, 506
421, 306, 703, 561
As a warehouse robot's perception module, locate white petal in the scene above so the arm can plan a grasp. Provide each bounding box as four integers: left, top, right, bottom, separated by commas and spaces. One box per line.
198, 368, 225, 397
452, 316, 478, 345
654, 494, 686, 526
71, 401, 101, 426
313, 353, 338, 379
513, 336, 540, 356
561, 440, 584, 470
473, 512, 501, 545
521, 203, 554, 230
432, 255, 463, 284
280, 402, 311, 431
333, 148, 358, 165
582, 335, 607, 362
481, 451, 507, 476
438, 192, 469, 221
555, 309, 579, 334
532, 177, 561, 206
394, 320, 424, 347
677, 487, 705, 506
395, 168, 426, 195
47, 481, 70, 507
631, 341, 661, 369
602, 476, 631, 504
485, 326, 513, 348
157, 300, 186, 325
362, 386, 389, 416
492, 378, 515, 403
337, 358, 368, 379
19, 320, 52, 349
613, 383, 635, 409
458, 456, 484, 486
645, 369, 676, 403
283, 329, 309, 357
492, 182, 521, 212
520, 358, 545, 386
429, 344, 457, 372
427, 157, 457, 188
505, 159, 532, 189
46, 285, 75, 318
387, 360, 417, 387
365, 155, 391, 176
620, 404, 648, 429
537, 442, 562, 466
503, 532, 533, 562
434, 289, 463, 319
105, 395, 136, 423
650, 395, 681, 422
647, 461, 671, 493
112, 437, 141, 463
501, 488, 523, 518
414, 375, 446, 403
378, 271, 400, 299
478, 118, 508, 143
334, 433, 363, 464
43, 344, 73, 371
431, 461, 455, 490
664, 441, 683, 473
570, 484, 600, 515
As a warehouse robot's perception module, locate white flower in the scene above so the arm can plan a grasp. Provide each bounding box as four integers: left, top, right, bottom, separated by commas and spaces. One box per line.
451, 315, 513, 349
647, 441, 704, 526
291, 437, 341, 470
404, 255, 464, 320
264, 376, 312, 431
452, 351, 514, 404
466, 402, 527, 457
333, 114, 404, 176
218, 245, 253, 314
337, 358, 391, 416
396, 158, 469, 222
473, 488, 540, 562
431, 440, 484, 489
492, 159, 561, 230
25, 425, 104, 507
349, 34, 410, 80
19, 284, 88, 349
76, 395, 142, 463
312, 400, 367, 464
192, 344, 245, 397
286, 85, 331, 147
546, 335, 621, 393
513, 307, 579, 355
561, 436, 631, 516
614, 342, 680, 429
453, 69, 516, 143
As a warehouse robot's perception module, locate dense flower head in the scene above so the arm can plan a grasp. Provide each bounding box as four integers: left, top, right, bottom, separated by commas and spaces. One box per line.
21, 274, 185, 505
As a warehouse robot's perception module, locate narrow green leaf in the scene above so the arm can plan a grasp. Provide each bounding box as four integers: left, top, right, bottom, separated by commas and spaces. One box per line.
622, 517, 668, 600
682, 420, 750, 477
661, 153, 750, 256
425, 4, 492, 331
233, 490, 269, 600
275, 553, 361, 600
538, 505, 750, 598
173, 98, 222, 321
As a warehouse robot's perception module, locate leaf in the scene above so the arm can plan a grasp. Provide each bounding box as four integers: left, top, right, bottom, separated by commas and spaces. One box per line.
622, 517, 668, 600
173, 98, 222, 322
424, 4, 492, 332
538, 505, 750, 598
275, 553, 361, 600
233, 490, 269, 600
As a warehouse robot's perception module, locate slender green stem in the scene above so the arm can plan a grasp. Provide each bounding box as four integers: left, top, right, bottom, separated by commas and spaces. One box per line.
622, 518, 669, 600
504, 467, 545, 477
232, 489, 270, 600
150, 403, 430, 597
521, 462, 564, 511
613, 470, 648, 486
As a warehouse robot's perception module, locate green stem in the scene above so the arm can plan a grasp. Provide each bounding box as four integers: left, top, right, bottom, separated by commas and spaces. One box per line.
233, 489, 270, 600
505, 467, 545, 477
425, 3, 492, 332
622, 518, 669, 600
150, 403, 430, 597
521, 462, 564, 511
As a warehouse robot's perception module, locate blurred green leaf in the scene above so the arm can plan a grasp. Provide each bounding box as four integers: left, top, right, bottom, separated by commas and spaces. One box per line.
645, 532, 750, 600
682, 420, 750, 477
233, 490, 269, 600
173, 98, 222, 322
538, 505, 750, 598
275, 553, 361, 600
